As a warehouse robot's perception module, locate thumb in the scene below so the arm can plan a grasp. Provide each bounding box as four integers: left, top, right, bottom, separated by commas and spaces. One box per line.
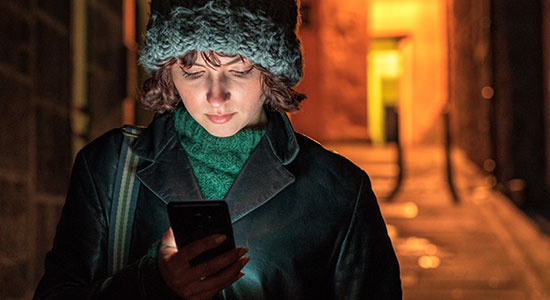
160, 227, 178, 255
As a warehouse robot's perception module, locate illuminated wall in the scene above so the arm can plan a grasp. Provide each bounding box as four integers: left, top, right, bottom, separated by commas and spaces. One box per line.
367, 39, 402, 144
293, 0, 368, 142
545, 0, 550, 195
368, 0, 448, 145
294, 0, 447, 144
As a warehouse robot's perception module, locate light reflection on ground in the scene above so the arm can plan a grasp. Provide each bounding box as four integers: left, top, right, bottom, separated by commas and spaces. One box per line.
384, 201, 442, 271
381, 201, 419, 219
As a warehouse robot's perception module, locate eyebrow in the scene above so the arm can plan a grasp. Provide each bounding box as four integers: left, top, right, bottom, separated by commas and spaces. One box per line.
224, 57, 245, 66
193, 56, 246, 68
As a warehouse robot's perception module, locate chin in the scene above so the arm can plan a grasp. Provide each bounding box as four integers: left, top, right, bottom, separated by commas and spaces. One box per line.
205, 126, 240, 138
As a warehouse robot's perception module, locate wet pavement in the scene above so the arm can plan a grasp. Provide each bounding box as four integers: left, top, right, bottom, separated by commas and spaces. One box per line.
325, 143, 550, 300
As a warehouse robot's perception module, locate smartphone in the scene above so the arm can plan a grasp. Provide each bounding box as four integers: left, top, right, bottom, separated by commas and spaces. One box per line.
167, 201, 235, 266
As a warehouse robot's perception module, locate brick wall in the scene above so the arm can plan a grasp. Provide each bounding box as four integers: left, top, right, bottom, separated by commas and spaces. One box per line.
87, 0, 125, 140
490, 0, 548, 214
0, 1, 125, 299
448, 0, 493, 168
292, 0, 368, 142
544, 0, 550, 207
0, 1, 71, 298
449, 0, 550, 220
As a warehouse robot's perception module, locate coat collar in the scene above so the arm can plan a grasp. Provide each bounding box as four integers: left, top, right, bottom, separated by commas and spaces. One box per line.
132, 110, 299, 222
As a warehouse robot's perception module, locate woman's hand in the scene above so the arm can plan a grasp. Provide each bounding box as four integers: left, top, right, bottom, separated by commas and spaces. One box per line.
158, 228, 249, 300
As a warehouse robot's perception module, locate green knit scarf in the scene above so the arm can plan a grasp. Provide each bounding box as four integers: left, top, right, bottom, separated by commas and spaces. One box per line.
174, 108, 266, 200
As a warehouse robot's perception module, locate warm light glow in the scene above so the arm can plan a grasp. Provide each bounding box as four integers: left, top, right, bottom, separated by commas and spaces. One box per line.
418, 255, 441, 269
374, 51, 402, 77
292, 0, 369, 141
405, 237, 430, 251
400, 237, 432, 254
386, 224, 398, 240
424, 243, 438, 256
368, 0, 448, 145
371, 2, 421, 31
380, 201, 418, 219
481, 86, 495, 99
123, 0, 136, 49
403, 202, 419, 218
123, 0, 137, 125
473, 186, 489, 201
367, 48, 402, 144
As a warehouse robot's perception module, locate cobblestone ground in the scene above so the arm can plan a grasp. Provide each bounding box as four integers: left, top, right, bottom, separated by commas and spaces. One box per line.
325, 143, 550, 300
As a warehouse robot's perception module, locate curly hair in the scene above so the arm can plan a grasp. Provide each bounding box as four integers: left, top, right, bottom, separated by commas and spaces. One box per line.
139, 51, 306, 113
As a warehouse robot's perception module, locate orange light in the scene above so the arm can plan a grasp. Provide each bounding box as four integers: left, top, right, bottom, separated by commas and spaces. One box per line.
481, 86, 495, 99
418, 255, 441, 269
123, 0, 136, 49
368, 0, 448, 145
380, 201, 418, 219
123, 0, 137, 125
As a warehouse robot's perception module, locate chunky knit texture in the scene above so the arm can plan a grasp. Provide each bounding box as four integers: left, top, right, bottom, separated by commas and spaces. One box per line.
139, 0, 303, 86
174, 108, 266, 200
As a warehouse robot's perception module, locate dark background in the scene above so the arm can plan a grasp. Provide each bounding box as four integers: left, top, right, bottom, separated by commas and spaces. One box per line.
0, 0, 548, 298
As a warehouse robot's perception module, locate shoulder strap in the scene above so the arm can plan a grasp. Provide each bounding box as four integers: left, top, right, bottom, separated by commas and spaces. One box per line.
108, 125, 142, 275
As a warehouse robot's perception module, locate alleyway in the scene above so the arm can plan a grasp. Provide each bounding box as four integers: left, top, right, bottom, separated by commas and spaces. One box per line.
325, 143, 550, 300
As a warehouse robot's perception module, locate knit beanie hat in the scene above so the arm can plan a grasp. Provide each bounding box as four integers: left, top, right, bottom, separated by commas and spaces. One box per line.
139, 0, 303, 87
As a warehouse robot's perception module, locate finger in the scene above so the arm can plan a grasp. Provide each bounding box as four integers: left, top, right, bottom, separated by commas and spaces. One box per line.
168, 246, 247, 294
188, 273, 244, 300
190, 247, 248, 280
158, 228, 189, 289
177, 234, 227, 263
183, 256, 249, 298
168, 234, 228, 274
162, 227, 177, 248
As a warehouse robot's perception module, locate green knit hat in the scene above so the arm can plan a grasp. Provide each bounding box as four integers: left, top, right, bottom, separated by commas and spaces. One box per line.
139, 0, 303, 87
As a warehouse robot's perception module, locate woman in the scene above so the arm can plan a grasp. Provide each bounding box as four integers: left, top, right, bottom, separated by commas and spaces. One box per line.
34, 0, 402, 299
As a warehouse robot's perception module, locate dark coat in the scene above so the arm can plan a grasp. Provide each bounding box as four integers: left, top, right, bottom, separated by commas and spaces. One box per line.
34, 111, 402, 299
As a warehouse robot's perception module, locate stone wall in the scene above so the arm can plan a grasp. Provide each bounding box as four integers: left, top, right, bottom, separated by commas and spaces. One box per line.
448, 0, 493, 168
544, 0, 550, 210
0, 1, 125, 299
490, 0, 548, 215
449, 0, 550, 220
292, 0, 368, 142
87, 0, 125, 140
0, 1, 71, 298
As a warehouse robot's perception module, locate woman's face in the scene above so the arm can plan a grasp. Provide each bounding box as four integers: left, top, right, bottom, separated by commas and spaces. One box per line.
171, 53, 266, 137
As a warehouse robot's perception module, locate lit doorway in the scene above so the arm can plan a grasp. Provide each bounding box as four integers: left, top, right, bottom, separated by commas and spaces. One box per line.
367, 38, 404, 145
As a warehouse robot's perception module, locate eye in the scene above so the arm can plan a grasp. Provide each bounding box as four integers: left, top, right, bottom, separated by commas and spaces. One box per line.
230, 67, 254, 77
179, 67, 203, 79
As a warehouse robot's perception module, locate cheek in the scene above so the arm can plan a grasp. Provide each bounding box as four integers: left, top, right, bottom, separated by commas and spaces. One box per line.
255, 88, 266, 109
175, 84, 200, 104
243, 79, 265, 106
172, 75, 200, 102
240, 91, 264, 114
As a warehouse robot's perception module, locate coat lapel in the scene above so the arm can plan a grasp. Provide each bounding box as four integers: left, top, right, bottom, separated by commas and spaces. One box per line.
224, 111, 299, 223
131, 111, 300, 220
132, 113, 202, 204
136, 146, 202, 203
224, 137, 295, 223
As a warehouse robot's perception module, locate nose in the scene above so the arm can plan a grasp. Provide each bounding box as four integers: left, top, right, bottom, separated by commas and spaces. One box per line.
206, 76, 230, 107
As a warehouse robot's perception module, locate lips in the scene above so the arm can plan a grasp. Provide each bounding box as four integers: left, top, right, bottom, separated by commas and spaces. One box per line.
206, 113, 235, 124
